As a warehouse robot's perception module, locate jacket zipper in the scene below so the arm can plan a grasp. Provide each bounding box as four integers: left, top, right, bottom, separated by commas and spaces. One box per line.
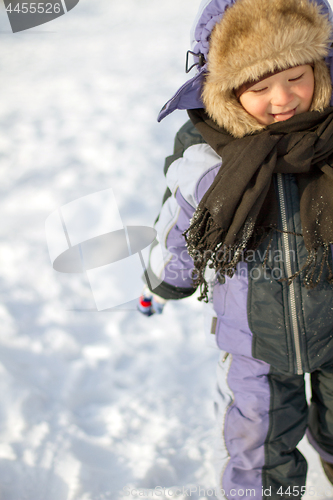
277, 174, 303, 375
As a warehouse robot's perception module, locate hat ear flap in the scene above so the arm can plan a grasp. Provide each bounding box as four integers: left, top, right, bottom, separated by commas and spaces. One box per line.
310, 60, 332, 112
202, 82, 265, 137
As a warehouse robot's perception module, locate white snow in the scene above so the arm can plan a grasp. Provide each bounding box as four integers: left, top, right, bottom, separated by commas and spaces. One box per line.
0, 0, 332, 499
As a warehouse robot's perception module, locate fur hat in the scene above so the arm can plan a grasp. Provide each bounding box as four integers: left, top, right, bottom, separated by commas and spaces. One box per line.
202, 0, 333, 138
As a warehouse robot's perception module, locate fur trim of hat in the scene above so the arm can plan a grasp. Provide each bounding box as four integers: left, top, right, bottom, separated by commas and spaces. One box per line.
202, 0, 333, 138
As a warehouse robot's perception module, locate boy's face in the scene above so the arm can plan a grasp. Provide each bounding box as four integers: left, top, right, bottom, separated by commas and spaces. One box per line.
239, 65, 315, 125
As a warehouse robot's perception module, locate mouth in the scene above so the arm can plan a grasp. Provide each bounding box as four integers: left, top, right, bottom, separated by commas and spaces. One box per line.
271, 108, 297, 121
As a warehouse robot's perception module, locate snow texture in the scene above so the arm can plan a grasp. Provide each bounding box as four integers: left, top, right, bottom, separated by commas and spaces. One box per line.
0, 0, 332, 499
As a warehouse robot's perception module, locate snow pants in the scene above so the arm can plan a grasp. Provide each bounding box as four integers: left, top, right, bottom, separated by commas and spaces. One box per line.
214, 352, 333, 500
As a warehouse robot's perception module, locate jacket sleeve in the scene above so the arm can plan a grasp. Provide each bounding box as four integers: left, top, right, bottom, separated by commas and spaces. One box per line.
145, 120, 221, 300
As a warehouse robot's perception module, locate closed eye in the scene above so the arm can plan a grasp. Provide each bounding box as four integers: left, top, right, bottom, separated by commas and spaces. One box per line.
289, 73, 304, 82
251, 86, 268, 93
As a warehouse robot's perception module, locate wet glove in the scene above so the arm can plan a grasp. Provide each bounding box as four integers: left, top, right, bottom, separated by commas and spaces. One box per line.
137, 286, 167, 316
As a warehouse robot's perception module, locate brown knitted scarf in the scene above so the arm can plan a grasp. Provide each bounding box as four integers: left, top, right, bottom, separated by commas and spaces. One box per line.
185, 107, 333, 301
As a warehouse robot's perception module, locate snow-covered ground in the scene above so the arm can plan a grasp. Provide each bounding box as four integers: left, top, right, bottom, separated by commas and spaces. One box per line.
0, 1, 333, 499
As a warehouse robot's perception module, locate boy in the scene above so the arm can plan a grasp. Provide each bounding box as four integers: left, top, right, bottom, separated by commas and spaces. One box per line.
139, 0, 333, 497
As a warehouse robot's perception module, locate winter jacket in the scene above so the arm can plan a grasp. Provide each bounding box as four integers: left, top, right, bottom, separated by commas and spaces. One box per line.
148, 122, 333, 376
147, 0, 333, 377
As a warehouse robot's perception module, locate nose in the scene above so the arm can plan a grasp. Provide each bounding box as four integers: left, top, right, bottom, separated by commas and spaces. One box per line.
270, 84, 294, 107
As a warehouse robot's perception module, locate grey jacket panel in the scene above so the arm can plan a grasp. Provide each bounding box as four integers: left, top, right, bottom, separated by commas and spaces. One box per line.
248, 174, 333, 374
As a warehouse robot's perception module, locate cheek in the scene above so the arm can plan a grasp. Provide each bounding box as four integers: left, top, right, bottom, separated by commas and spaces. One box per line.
251, 101, 268, 118
298, 80, 315, 110
241, 96, 272, 125
302, 86, 315, 109
239, 95, 269, 122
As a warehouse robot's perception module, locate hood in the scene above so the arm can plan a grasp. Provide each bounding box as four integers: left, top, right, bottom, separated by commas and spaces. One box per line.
157, 0, 333, 123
